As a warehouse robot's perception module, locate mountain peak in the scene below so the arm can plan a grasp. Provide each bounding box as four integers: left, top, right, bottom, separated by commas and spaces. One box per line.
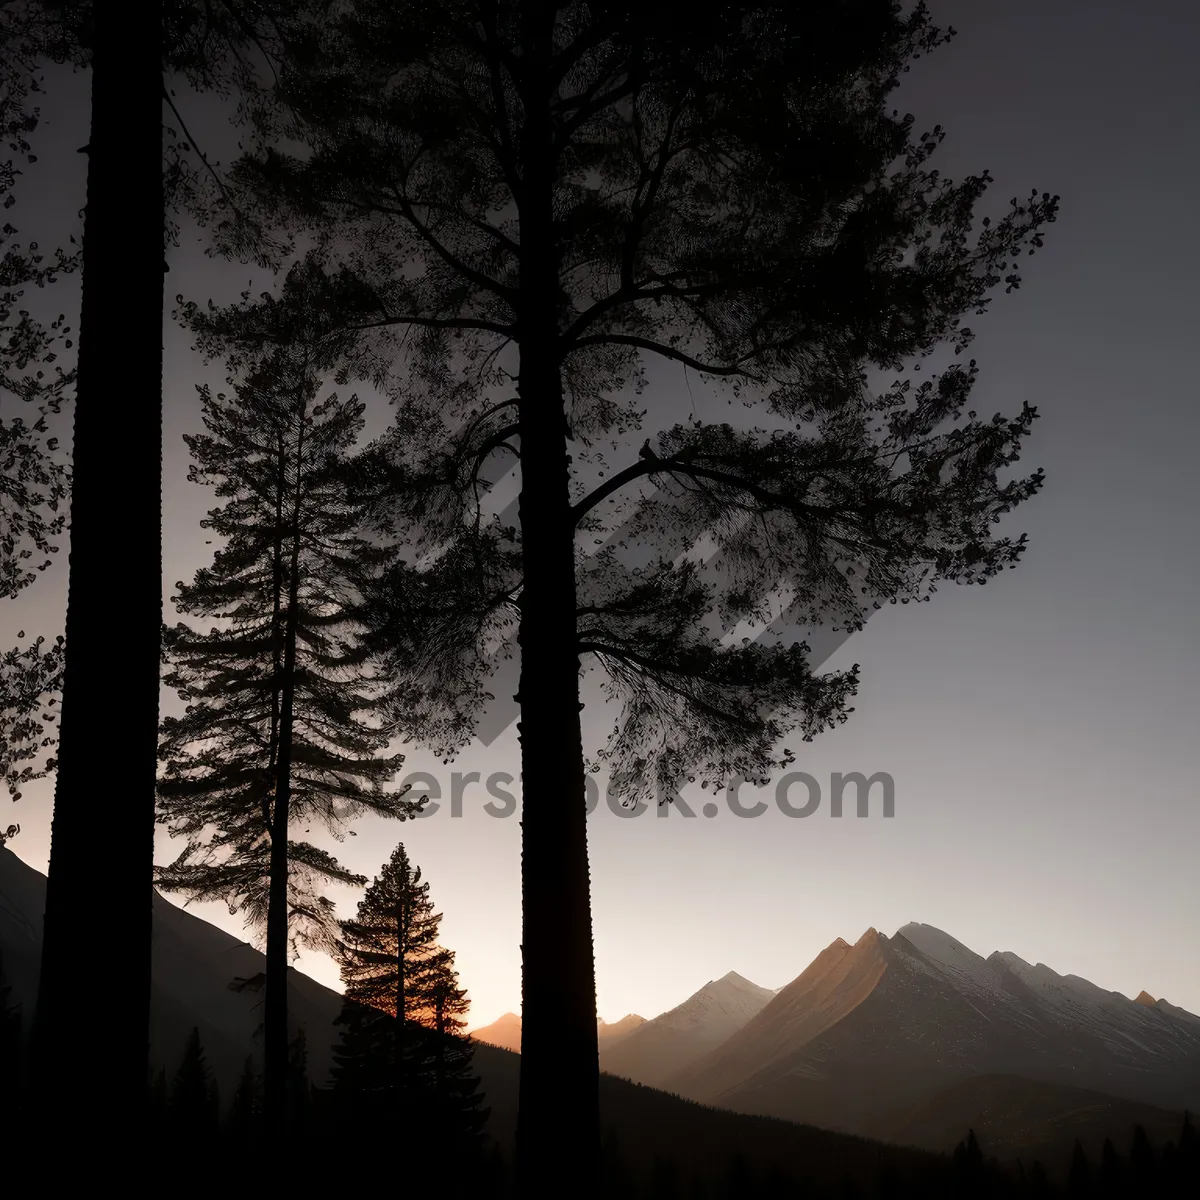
469, 1011, 523, 1052
718, 970, 754, 986
1134, 990, 1157, 1007
598, 1013, 646, 1042
598, 967, 777, 1089
894, 921, 971, 952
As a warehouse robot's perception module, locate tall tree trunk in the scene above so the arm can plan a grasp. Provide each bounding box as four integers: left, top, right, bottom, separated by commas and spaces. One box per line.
434, 993, 446, 1095
34, 0, 163, 1153
514, 11, 600, 1191
394, 892, 407, 1077
434, 991, 448, 1152
263, 435, 287, 828
265, 405, 307, 1139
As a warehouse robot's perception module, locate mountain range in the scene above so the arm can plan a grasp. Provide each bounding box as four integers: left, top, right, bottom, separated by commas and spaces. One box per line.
658, 922, 1200, 1139
3, 846, 1196, 1167
465, 919, 1200, 1160
599, 971, 779, 1088
471, 1010, 647, 1054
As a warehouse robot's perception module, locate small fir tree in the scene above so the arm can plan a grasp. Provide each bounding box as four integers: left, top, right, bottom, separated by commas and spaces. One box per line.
169, 1027, 216, 1134
226, 1055, 262, 1144
332, 842, 487, 1154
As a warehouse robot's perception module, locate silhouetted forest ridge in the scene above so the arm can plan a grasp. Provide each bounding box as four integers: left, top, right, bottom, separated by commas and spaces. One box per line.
5, 847, 1199, 1196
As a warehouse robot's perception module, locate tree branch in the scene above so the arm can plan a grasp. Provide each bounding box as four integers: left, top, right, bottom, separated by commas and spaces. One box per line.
577, 639, 746, 727
468, 423, 521, 487
344, 313, 515, 337
564, 333, 759, 378
385, 177, 518, 308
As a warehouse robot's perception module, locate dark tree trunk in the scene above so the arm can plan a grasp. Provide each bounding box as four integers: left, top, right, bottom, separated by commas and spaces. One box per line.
265, 410, 307, 1140
394, 894, 407, 1076
514, 12, 600, 1191
435, 996, 446, 1095
34, 0, 163, 1152
263, 435, 287, 825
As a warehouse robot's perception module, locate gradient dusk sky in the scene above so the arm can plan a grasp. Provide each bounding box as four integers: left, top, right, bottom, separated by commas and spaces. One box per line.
4, 0, 1198, 1030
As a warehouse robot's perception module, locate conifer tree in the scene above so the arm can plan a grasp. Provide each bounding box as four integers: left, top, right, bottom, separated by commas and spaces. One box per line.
287, 1027, 310, 1134
1026, 1160, 1051, 1200
953, 1129, 987, 1199
1067, 1140, 1091, 1199
1181, 1111, 1197, 1163
1098, 1137, 1122, 1197
332, 841, 486, 1153
220, 6, 1060, 1183
169, 1027, 216, 1135
1173, 1111, 1198, 1198
226, 1055, 261, 1144
421, 969, 489, 1156
157, 256, 420, 1137
148, 1063, 168, 1139
330, 998, 394, 1102
27, 0, 324, 1153
1130, 1124, 1156, 1187
208, 1075, 222, 1128
0, 6, 76, 802
335, 842, 449, 1081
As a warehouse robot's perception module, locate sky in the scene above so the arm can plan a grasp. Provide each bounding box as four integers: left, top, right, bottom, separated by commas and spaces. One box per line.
3, 0, 1198, 1031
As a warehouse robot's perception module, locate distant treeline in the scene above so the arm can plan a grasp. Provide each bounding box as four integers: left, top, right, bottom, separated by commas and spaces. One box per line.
3, 952, 1195, 1200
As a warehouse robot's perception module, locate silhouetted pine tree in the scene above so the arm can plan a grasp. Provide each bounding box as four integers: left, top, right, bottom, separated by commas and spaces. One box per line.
157, 257, 419, 1135
420, 971, 489, 1157
1067, 1140, 1092, 1199
330, 998, 394, 1104
333, 845, 485, 1162
0, 8, 74, 802
1027, 1160, 1052, 1199
288, 1028, 310, 1135
220, 6, 1059, 1184
1098, 1137, 1122, 1197
1163, 1112, 1198, 1199
25, 0, 313, 1160
335, 842, 447, 1074
1129, 1124, 1156, 1189
169, 1027, 216, 1136
208, 1075, 222, 1128
953, 1129, 989, 1198
148, 1063, 168, 1137
1161, 1145, 1181, 1198
1180, 1111, 1197, 1170
328, 848, 486, 1191
226, 1055, 262, 1148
